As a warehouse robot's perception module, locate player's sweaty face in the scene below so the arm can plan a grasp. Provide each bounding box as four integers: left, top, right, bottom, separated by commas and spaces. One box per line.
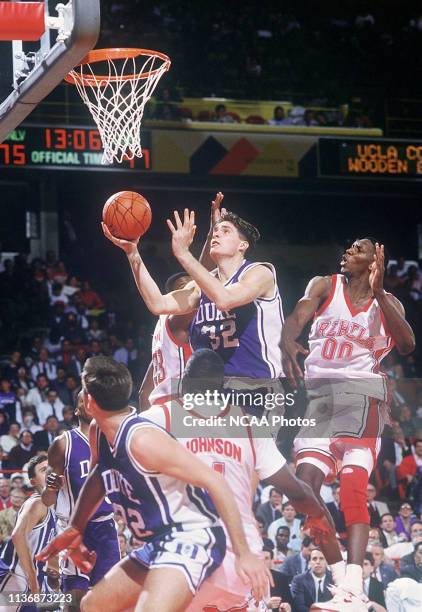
340, 239, 374, 275
210, 222, 245, 257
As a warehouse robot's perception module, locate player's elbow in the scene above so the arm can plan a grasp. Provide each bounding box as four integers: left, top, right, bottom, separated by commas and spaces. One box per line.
214, 295, 235, 311
396, 336, 416, 355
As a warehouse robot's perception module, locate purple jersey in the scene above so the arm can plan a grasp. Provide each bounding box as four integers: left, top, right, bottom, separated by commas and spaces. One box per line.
190, 261, 284, 378
56, 428, 113, 525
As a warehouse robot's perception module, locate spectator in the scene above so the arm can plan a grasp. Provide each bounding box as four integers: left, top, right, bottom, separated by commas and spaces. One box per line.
401, 541, 422, 583
7, 430, 36, 470
2, 351, 23, 381
118, 533, 129, 557
80, 281, 104, 310
34, 415, 60, 451
368, 543, 397, 588
24, 374, 50, 411
268, 502, 302, 552
30, 348, 57, 381
262, 546, 293, 605
213, 104, 235, 123
0, 413, 8, 438
0, 488, 26, 544
59, 406, 76, 431
280, 535, 313, 578
256, 488, 282, 530
21, 409, 43, 435
367, 482, 390, 528
113, 337, 139, 371
0, 478, 11, 510
268, 106, 290, 126
88, 339, 103, 358
69, 347, 87, 379
273, 526, 292, 569
398, 405, 420, 438
397, 439, 422, 510
290, 548, 332, 611
380, 513, 402, 547
37, 389, 65, 425
87, 319, 106, 342
385, 521, 422, 560
326, 483, 346, 535
0, 378, 17, 423
362, 552, 387, 611
49, 281, 69, 307
396, 501, 418, 541
14, 366, 34, 393
51, 366, 69, 405
0, 422, 20, 457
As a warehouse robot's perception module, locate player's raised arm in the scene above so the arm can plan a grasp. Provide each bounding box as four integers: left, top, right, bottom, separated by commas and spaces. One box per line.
199, 191, 226, 270
369, 244, 415, 355
41, 435, 66, 507
281, 275, 331, 385
168, 209, 274, 310
102, 222, 200, 315
130, 426, 272, 602
12, 497, 47, 593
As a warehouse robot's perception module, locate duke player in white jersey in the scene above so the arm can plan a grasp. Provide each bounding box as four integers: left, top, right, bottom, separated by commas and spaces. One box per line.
0, 455, 56, 609
41, 391, 120, 611
143, 349, 335, 611
37, 356, 270, 612
281, 239, 415, 611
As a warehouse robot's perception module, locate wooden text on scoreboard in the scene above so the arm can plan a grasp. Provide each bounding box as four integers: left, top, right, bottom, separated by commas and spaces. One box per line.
342, 142, 422, 176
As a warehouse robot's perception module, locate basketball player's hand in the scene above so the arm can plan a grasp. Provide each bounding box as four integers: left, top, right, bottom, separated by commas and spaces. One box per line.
36, 526, 97, 574
282, 339, 308, 387
369, 243, 385, 297
210, 191, 226, 229
167, 208, 196, 258
46, 472, 64, 491
235, 551, 274, 604
102, 222, 139, 256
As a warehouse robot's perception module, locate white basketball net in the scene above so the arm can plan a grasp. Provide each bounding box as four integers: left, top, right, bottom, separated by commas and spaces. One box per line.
68, 52, 170, 164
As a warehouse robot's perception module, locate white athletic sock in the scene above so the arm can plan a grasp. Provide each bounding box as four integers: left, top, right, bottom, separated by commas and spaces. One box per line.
344, 564, 363, 593
330, 560, 346, 586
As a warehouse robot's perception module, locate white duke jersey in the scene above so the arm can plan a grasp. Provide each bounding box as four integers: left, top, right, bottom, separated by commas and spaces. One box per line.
305, 274, 395, 400
149, 315, 192, 405
143, 399, 286, 552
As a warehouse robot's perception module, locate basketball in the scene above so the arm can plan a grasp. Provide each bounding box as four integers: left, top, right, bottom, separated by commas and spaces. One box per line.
102, 191, 152, 240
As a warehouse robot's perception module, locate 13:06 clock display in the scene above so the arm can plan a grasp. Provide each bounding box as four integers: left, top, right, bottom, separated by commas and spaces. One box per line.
0, 125, 151, 170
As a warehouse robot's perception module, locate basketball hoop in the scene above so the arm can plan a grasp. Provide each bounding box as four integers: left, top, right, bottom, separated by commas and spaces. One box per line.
65, 48, 171, 164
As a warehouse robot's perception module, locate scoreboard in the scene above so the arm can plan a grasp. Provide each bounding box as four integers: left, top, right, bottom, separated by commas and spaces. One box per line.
319, 138, 422, 178
0, 125, 151, 170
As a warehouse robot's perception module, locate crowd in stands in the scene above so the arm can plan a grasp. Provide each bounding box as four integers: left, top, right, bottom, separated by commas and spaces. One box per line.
99, 1, 422, 129
0, 245, 422, 609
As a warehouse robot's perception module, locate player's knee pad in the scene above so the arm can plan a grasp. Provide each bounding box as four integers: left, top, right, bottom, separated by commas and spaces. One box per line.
339, 465, 369, 527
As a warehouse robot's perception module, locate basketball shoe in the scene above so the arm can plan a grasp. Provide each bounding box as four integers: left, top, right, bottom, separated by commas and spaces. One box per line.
310, 584, 370, 611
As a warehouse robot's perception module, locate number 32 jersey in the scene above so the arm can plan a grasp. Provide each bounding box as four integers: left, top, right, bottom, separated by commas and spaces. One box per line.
305, 274, 395, 400
190, 261, 285, 379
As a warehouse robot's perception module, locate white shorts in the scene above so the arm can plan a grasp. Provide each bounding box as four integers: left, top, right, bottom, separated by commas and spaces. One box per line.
130, 526, 226, 595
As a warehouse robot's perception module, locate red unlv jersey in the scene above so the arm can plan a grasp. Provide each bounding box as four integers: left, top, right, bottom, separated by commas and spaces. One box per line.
305, 274, 395, 400
149, 315, 192, 405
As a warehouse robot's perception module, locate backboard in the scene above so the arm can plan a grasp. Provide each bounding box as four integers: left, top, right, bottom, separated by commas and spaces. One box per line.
0, 0, 100, 142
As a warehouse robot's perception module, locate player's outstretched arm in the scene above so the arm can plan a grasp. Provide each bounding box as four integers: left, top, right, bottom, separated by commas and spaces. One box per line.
139, 361, 154, 411
41, 435, 66, 507
12, 496, 47, 593
370, 244, 415, 355
130, 426, 272, 602
168, 208, 274, 309
199, 192, 226, 270
102, 221, 199, 316
281, 275, 331, 385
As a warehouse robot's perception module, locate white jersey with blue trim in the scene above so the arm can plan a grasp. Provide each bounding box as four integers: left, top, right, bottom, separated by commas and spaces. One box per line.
96, 410, 222, 539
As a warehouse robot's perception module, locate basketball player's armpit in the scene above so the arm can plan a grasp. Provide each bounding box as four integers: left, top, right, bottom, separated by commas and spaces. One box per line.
376, 292, 415, 354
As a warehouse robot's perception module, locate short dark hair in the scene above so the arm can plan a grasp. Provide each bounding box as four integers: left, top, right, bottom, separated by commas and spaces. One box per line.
216, 212, 260, 252
263, 546, 274, 559
277, 526, 290, 535
414, 541, 422, 554
27, 453, 47, 480
164, 272, 191, 293
282, 501, 294, 510
364, 552, 375, 566
357, 237, 390, 268
46, 415, 58, 424
302, 536, 313, 548
182, 349, 225, 395
82, 356, 132, 411
380, 513, 394, 521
